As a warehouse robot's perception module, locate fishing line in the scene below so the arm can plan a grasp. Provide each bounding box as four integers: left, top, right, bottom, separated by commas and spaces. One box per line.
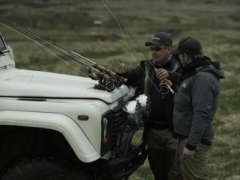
32, 1, 128, 92
0, 20, 89, 77
0, 15, 120, 79
35, 43, 88, 77
1, 2, 167, 93
101, 0, 161, 93
29, 0, 157, 93
30, 6, 35, 83
36, 0, 121, 64
13, 1, 97, 77
101, 0, 150, 62
32, 0, 126, 92
0, 16, 125, 91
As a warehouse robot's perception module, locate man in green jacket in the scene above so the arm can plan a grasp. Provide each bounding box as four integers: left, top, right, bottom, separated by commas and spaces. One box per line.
167, 37, 225, 180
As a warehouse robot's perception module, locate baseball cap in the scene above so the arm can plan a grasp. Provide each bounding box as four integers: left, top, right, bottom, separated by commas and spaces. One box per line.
177, 36, 202, 55
145, 32, 172, 46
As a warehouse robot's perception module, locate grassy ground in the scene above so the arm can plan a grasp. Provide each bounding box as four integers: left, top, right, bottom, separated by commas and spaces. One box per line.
1, 0, 240, 179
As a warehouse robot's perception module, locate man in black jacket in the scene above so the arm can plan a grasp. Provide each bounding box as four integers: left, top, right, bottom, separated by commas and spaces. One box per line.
112, 32, 182, 180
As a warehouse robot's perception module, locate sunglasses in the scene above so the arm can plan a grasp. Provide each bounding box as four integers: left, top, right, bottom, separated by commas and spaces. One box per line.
150, 47, 163, 52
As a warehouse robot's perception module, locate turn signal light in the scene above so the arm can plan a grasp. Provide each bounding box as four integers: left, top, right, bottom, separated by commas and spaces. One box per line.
78, 115, 89, 121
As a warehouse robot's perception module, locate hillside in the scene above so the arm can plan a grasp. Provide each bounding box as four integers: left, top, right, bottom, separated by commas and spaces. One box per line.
0, 0, 240, 179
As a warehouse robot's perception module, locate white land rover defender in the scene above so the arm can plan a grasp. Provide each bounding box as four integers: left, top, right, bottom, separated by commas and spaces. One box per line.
0, 32, 150, 180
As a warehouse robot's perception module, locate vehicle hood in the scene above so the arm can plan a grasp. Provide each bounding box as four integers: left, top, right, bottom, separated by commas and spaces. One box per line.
0, 68, 130, 103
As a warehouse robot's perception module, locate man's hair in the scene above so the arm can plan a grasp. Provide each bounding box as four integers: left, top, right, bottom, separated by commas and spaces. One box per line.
188, 53, 204, 60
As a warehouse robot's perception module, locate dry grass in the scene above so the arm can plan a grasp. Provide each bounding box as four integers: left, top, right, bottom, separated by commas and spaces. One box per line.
1, 0, 240, 179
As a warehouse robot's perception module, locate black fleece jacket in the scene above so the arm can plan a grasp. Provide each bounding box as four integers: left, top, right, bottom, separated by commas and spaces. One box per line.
120, 54, 182, 129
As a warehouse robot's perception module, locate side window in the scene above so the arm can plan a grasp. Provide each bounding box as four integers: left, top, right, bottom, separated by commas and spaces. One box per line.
0, 34, 7, 52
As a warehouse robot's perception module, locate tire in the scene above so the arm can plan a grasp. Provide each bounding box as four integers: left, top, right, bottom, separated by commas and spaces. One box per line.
0, 156, 92, 180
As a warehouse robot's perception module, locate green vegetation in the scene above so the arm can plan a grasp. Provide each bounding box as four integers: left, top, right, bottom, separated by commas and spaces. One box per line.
0, 0, 240, 179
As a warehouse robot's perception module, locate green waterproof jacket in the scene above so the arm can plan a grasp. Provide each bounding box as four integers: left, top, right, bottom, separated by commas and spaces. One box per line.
173, 57, 225, 149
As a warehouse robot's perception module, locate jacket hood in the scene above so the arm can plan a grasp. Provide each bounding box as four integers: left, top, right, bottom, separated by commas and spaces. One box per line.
181, 56, 225, 80
201, 60, 225, 80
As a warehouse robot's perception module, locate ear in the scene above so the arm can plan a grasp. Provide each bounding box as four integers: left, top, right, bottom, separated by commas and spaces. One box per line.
183, 53, 187, 59
167, 46, 172, 53
184, 54, 193, 63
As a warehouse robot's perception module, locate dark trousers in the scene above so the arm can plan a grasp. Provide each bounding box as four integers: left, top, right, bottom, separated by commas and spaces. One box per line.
148, 128, 177, 180
148, 148, 176, 180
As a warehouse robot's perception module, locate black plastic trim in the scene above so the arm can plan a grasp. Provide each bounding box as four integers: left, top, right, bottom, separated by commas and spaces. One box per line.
107, 128, 148, 180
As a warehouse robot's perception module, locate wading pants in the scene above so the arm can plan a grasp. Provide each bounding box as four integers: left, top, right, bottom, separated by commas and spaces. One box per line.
148, 128, 177, 180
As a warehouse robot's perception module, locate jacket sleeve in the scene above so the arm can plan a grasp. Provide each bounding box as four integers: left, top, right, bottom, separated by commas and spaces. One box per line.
186, 72, 216, 150
120, 64, 145, 87
168, 71, 180, 87
168, 58, 182, 90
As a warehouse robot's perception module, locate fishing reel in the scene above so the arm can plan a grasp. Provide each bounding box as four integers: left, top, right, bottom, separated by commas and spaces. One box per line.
94, 75, 116, 92
160, 85, 169, 95
100, 68, 125, 88
109, 75, 124, 87
97, 77, 116, 92
88, 70, 114, 92
160, 85, 174, 96
88, 69, 125, 92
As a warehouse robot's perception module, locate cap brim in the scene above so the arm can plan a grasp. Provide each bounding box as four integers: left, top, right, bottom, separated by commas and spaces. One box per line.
145, 41, 165, 47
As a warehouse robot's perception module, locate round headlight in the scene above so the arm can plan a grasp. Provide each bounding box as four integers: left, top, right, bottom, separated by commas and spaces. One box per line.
136, 94, 151, 118
122, 100, 142, 126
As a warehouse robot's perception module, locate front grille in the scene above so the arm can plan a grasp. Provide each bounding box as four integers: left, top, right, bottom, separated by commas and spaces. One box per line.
101, 100, 127, 156
111, 108, 125, 149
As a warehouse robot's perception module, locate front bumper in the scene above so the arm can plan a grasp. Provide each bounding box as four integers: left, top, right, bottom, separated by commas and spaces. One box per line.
106, 127, 148, 180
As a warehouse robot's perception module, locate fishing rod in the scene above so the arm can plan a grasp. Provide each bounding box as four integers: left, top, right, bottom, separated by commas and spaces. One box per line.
0, 16, 127, 92
33, 0, 173, 95
101, 0, 174, 95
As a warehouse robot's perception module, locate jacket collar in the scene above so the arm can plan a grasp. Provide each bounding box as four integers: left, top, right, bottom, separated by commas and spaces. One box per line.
181, 56, 211, 80
152, 54, 173, 68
